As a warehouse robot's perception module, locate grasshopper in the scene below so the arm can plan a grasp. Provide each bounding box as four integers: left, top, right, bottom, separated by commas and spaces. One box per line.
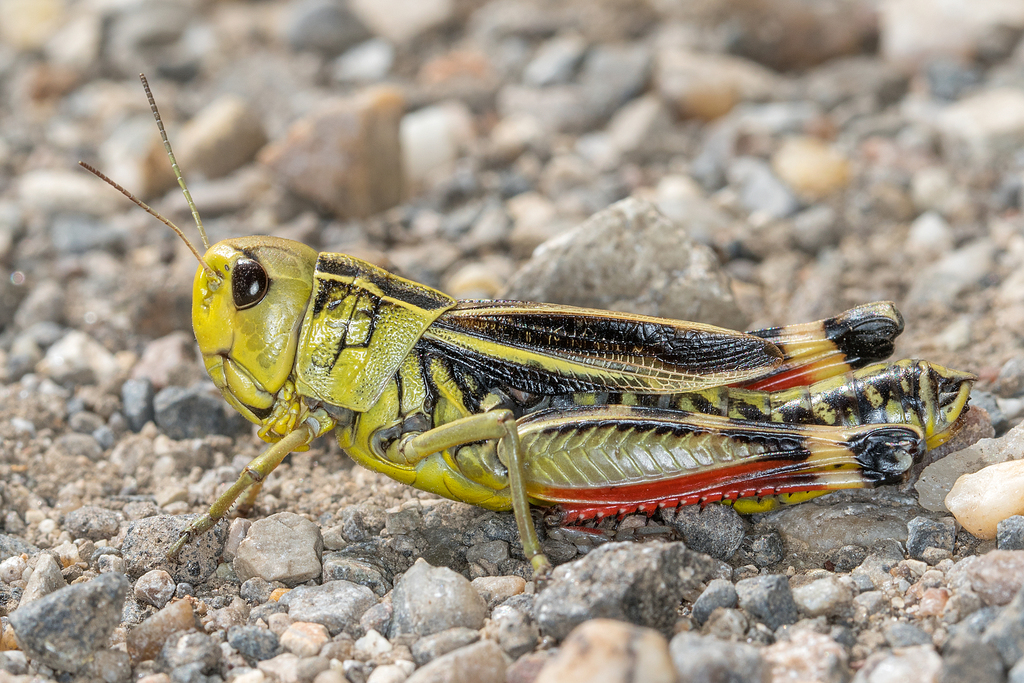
83, 77, 975, 576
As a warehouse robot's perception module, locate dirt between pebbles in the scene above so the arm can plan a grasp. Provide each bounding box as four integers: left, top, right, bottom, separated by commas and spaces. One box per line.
4, 0, 1024, 681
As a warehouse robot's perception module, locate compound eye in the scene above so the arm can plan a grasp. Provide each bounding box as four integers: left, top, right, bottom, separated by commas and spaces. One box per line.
232, 258, 269, 309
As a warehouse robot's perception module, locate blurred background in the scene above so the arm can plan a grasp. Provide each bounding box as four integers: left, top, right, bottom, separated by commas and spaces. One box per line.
1, 0, 1024, 412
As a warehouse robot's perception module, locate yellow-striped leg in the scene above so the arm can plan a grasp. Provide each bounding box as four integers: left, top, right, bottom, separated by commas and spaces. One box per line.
168, 424, 315, 558
398, 410, 552, 577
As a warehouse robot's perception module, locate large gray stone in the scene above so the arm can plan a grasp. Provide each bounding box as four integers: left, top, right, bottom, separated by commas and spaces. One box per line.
535, 541, 714, 640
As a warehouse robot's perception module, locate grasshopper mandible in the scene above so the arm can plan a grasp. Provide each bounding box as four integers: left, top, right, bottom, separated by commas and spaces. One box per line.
83, 76, 975, 576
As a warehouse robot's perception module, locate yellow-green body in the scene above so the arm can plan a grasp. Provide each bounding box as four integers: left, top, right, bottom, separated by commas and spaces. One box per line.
178, 236, 974, 573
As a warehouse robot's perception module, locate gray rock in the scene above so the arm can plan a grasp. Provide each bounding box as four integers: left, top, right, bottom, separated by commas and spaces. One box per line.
982, 586, 1024, 668
907, 517, 956, 559
284, 0, 370, 55
227, 624, 281, 664
735, 575, 799, 631
233, 512, 324, 586
20, 553, 66, 605
160, 631, 221, 674
121, 515, 227, 584
279, 579, 377, 636
728, 156, 801, 219
670, 631, 766, 683
154, 384, 247, 439
762, 490, 926, 555
8, 572, 129, 673
883, 620, 932, 647
322, 551, 392, 596
490, 604, 538, 659
692, 579, 739, 625
998, 517, 1024, 551
389, 559, 487, 638
994, 357, 1024, 398
535, 541, 715, 640
522, 34, 586, 86
360, 601, 393, 635
405, 640, 507, 683
535, 619, 675, 683
51, 214, 126, 254
411, 626, 481, 665
939, 632, 1004, 683
337, 501, 386, 542
502, 197, 748, 329
0, 533, 39, 562
65, 505, 122, 541
240, 577, 274, 604
664, 504, 747, 561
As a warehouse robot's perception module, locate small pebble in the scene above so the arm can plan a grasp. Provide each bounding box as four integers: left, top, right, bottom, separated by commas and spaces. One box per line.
388, 559, 487, 639
228, 624, 281, 664
534, 619, 674, 683
278, 580, 377, 636
692, 579, 738, 625
134, 569, 175, 608
127, 599, 195, 663
411, 627, 479, 666
670, 631, 765, 682
281, 621, 331, 658
234, 512, 325, 586
792, 576, 853, 618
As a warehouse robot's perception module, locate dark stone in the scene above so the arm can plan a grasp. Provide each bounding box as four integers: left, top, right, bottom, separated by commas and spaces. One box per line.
665, 504, 747, 561
8, 572, 129, 673
285, 0, 370, 56
883, 620, 932, 648
939, 632, 1004, 683
227, 625, 280, 664
749, 531, 785, 567
154, 384, 247, 439
692, 579, 739, 626
998, 516, 1024, 551
670, 631, 766, 683
535, 541, 715, 640
121, 515, 227, 584
121, 378, 155, 432
65, 506, 122, 541
827, 545, 868, 573
907, 517, 955, 559
0, 533, 38, 562
735, 575, 799, 631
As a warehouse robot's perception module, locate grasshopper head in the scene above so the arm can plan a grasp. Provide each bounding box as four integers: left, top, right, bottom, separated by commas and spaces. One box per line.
193, 236, 318, 425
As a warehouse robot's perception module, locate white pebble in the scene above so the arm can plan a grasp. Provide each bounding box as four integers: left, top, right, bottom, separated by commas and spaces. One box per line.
945, 460, 1024, 539
0, 555, 27, 583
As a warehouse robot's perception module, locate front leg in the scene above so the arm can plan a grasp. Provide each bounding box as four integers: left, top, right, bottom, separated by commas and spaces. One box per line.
397, 410, 552, 578
168, 423, 316, 558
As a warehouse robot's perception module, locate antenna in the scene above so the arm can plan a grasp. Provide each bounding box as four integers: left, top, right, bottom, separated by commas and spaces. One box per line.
78, 161, 217, 279
140, 73, 210, 250
78, 73, 219, 280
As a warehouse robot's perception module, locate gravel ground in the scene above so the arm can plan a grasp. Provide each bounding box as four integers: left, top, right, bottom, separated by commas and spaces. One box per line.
4, 0, 1024, 682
